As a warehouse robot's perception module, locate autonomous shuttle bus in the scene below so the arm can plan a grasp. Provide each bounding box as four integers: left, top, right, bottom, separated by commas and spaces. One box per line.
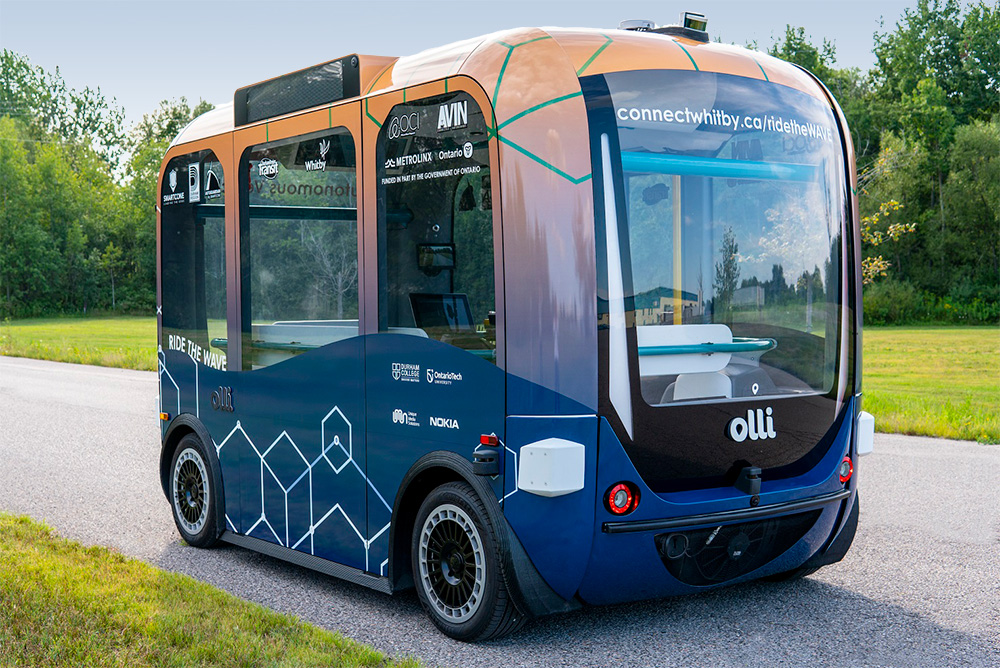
157, 14, 875, 640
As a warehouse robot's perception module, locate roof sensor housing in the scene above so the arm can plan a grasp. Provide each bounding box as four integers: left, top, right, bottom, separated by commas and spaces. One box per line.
619, 12, 710, 43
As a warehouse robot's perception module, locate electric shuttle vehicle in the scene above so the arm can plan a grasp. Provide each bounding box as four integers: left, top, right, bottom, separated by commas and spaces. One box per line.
157, 14, 875, 640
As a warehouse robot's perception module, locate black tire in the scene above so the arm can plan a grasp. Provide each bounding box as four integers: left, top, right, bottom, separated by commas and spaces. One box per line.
169, 433, 221, 548
411, 481, 524, 641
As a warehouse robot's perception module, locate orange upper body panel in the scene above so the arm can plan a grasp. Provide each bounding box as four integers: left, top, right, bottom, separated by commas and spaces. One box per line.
168, 26, 833, 151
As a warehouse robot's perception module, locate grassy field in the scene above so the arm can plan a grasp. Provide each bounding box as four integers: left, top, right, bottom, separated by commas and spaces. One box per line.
1, 317, 997, 442
0, 316, 157, 371
0, 513, 416, 668
864, 326, 999, 443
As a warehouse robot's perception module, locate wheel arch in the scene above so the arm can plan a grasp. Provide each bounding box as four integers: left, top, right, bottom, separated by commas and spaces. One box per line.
387, 450, 579, 618
387, 452, 469, 592
160, 414, 226, 534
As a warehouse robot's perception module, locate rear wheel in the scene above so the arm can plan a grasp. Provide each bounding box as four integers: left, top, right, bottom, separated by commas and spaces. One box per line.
170, 433, 221, 548
412, 482, 524, 641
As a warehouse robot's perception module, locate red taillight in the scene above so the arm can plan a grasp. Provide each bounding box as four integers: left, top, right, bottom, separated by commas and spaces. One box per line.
480, 434, 498, 447
606, 482, 640, 515
839, 456, 854, 484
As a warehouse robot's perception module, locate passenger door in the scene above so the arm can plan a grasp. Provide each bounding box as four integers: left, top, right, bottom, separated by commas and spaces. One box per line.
229, 102, 370, 571
362, 84, 506, 577
159, 142, 238, 527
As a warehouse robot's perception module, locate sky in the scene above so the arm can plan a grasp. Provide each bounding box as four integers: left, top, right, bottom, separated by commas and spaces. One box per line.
0, 1, 946, 129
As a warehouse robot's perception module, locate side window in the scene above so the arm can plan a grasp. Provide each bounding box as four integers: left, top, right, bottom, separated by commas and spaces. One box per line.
161, 150, 228, 371
240, 129, 358, 370
376, 92, 496, 360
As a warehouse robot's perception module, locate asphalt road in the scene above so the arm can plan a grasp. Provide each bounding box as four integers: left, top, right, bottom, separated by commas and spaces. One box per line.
1, 355, 998, 667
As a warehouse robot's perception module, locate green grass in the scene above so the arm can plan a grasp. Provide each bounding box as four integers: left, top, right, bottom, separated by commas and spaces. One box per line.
863, 326, 1000, 443
0, 513, 418, 668
1, 316, 997, 442
0, 316, 157, 371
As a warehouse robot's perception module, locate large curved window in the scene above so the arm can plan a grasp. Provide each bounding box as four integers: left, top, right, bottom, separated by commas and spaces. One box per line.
160, 150, 227, 371
375, 92, 496, 360
599, 70, 845, 406
239, 128, 358, 370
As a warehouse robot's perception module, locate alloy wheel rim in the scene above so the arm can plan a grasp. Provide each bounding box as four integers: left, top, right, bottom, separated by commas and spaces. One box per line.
419, 503, 485, 622
173, 448, 209, 535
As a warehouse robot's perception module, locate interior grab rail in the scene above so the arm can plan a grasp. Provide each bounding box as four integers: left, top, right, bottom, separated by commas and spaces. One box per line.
620, 152, 817, 182
638, 337, 776, 356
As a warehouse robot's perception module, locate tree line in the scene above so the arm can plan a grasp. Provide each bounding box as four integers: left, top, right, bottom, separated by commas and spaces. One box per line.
1, 0, 997, 323
768, 0, 998, 323
0, 49, 211, 316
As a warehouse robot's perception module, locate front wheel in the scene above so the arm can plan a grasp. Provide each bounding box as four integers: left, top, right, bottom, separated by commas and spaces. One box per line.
170, 433, 221, 548
412, 482, 524, 641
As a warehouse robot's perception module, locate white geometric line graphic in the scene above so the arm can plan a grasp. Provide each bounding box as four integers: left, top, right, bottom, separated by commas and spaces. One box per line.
349, 456, 391, 511
368, 522, 390, 546
291, 528, 311, 551
321, 406, 352, 474
315, 503, 365, 541
216, 421, 252, 455
214, 408, 392, 574
158, 354, 433, 578
157, 347, 180, 417
158, 346, 198, 416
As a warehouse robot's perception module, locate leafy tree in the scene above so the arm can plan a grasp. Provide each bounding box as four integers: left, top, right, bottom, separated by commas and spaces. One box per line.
768, 25, 837, 82
901, 78, 956, 228
132, 97, 215, 147
0, 53, 217, 316
99, 242, 125, 310
942, 119, 1000, 301
872, 1, 966, 106
958, 3, 1000, 121
0, 117, 60, 313
763, 264, 791, 305
858, 133, 925, 282
860, 199, 913, 284
298, 221, 358, 320
0, 49, 126, 167
871, 0, 999, 125
827, 67, 881, 168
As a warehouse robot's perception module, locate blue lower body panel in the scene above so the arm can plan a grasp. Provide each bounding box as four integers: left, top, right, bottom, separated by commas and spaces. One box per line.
505, 400, 857, 606
502, 416, 599, 600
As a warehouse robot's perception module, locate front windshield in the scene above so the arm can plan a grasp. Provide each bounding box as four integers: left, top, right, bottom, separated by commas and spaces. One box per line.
600, 70, 845, 406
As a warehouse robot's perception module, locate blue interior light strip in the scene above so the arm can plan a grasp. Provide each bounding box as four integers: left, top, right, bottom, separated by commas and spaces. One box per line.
620, 152, 817, 182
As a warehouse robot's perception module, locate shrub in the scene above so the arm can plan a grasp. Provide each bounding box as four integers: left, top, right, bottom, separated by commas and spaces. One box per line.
863, 280, 929, 324
863, 280, 1000, 325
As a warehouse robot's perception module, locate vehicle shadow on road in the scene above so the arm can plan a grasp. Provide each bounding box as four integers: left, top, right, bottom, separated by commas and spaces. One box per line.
493, 577, 999, 668
153, 539, 998, 668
